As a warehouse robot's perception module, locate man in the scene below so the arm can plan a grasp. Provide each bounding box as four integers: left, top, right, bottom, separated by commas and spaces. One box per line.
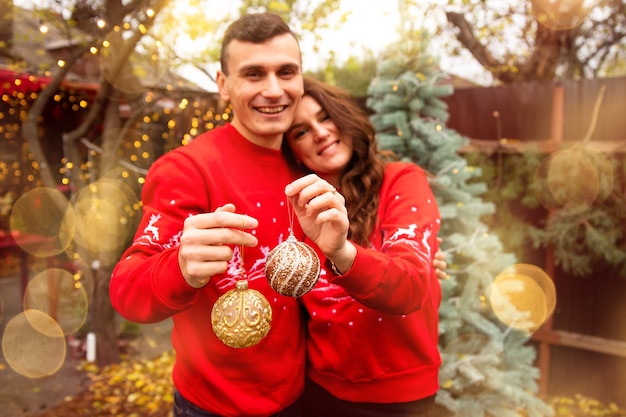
110, 12, 305, 417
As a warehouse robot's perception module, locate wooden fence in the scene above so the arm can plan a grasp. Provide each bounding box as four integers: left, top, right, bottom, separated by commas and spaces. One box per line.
442, 76, 626, 406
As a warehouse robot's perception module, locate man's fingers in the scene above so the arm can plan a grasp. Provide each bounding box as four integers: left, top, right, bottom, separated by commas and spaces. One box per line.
185, 209, 259, 230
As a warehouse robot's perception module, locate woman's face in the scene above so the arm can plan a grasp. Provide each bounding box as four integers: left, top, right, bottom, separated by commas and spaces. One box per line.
286, 95, 353, 185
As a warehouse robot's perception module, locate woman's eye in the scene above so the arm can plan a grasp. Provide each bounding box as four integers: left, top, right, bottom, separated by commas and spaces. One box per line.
294, 129, 307, 139
289, 128, 308, 140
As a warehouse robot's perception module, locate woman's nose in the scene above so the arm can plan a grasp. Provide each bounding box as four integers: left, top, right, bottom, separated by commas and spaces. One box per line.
312, 124, 330, 142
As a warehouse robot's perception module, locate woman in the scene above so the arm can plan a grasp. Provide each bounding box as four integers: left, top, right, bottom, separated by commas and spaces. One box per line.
284, 76, 443, 417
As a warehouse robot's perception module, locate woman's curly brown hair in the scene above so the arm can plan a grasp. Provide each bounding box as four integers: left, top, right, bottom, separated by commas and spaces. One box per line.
283, 76, 394, 246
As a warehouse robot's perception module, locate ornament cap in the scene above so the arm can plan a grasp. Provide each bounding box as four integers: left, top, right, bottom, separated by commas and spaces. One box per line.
236, 280, 249, 291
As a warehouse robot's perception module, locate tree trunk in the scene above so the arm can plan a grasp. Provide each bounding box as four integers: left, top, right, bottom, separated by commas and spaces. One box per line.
446, 10, 577, 83
92, 265, 120, 366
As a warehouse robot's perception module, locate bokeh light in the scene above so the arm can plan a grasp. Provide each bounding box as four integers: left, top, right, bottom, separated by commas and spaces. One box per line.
533, 145, 613, 211
531, 0, 597, 30
488, 264, 556, 331
99, 30, 168, 98
9, 187, 76, 257
2, 309, 66, 378
72, 177, 139, 263
23, 268, 88, 335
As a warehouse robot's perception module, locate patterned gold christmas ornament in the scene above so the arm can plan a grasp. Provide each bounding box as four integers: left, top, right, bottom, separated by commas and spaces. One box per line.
211, 280, 272, 349
265, 232, 320, 297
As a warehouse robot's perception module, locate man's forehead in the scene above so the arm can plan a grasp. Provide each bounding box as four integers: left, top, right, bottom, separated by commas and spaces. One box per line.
225, 36, 301, 70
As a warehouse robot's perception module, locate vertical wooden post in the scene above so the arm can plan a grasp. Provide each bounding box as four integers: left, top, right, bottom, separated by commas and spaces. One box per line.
537, 84, 565, 396
538, 245, 556, 397
551, 84, 564, 145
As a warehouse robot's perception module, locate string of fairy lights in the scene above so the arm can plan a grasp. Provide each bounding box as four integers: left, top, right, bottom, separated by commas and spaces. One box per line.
0, 5, 233, 209
0, 74, 230, 205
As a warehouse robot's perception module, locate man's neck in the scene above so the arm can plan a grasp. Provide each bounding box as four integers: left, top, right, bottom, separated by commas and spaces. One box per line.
230, 120, 283, 150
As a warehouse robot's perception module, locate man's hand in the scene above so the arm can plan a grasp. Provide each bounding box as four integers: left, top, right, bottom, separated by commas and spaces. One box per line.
177, 204, 258, 288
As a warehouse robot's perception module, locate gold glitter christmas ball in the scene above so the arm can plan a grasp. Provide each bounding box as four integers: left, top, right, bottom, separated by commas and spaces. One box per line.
265, 233, 320, 297
211, 280, 272, 349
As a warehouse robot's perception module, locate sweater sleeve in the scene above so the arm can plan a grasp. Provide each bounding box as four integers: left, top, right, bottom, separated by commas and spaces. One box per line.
109, 151, 206, 323
330, 163, 441, 315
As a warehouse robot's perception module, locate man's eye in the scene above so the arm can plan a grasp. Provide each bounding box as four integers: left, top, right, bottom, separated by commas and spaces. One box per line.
279, 68, 296, 78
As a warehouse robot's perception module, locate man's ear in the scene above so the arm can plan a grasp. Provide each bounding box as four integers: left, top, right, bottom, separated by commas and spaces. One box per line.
216, 70, 229, 102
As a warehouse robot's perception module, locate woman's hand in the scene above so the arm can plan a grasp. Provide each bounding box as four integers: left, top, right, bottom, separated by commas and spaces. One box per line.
285, 174, 355, 273
434, 238, 448, 279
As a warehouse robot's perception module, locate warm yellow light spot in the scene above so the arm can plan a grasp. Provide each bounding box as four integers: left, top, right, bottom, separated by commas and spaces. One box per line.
90, 47, 98, 54
167, 120, 176, 129
57, 60, 66, 68
97, 19, 106, 29
488, 264, 556, 331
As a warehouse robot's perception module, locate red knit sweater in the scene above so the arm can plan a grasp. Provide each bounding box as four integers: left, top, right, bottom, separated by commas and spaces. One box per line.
300, 162, 442, 403
110, 124, 305, 416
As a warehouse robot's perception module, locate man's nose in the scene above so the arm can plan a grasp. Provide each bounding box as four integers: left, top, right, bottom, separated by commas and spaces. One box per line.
263, 74, 283, 98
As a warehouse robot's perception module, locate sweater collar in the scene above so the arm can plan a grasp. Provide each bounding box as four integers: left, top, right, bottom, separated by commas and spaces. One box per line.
224, 124, 284, 166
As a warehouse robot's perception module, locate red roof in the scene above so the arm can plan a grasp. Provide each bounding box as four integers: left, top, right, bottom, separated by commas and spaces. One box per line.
0, 68, 99, 94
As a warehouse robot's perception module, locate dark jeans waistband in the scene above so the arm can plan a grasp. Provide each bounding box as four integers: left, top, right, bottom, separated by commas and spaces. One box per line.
173, 391, 301, 417
300, 380, 435, 417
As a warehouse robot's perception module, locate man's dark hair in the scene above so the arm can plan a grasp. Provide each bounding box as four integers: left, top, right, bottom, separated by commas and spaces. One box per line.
220, 12, 298, 75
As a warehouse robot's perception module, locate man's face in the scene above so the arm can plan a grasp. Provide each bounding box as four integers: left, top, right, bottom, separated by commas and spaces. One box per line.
216, 33, 304, 150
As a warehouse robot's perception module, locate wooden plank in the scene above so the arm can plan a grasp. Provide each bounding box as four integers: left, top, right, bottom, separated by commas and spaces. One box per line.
532, 329, 626, 359
458, 138, 626, 155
